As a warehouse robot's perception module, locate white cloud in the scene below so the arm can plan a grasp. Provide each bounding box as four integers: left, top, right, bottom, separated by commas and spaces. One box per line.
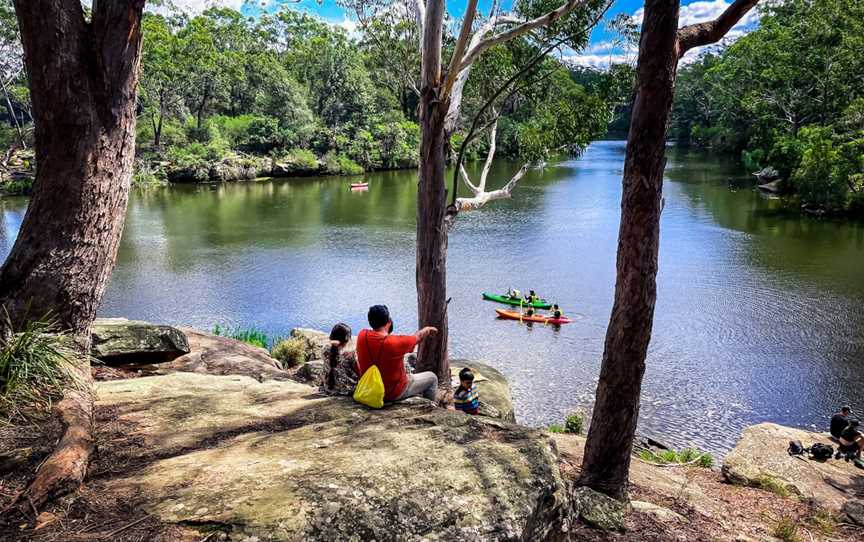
155, 0, 247, 15
569, 0, 759, 70
564, 53, 636, 69
335, 15, 359, 37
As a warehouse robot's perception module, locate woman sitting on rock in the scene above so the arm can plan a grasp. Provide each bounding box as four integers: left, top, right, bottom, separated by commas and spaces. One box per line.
321, 323, 358, 396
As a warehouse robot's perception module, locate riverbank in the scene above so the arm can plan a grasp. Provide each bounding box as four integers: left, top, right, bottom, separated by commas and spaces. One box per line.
0, 146, 416, 196
1, 320, 861, 541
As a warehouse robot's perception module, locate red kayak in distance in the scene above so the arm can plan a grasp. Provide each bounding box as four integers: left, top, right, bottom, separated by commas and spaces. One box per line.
495, 308, 572, 325
350, 182, 369, 189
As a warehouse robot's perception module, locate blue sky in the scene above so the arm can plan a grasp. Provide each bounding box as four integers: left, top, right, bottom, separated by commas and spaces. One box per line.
167, 0, 759, 67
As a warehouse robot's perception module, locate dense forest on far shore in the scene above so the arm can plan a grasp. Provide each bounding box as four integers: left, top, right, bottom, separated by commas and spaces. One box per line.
0, 1, 626, 192
670, 0, 864, 216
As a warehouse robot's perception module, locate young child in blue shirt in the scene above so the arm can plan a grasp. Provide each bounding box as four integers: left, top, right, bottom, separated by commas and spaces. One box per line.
454, 367, 480, 415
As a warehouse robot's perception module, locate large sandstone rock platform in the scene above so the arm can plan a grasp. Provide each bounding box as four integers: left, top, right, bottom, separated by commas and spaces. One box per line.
722, 422, 864, 516
95, 371, 562, 541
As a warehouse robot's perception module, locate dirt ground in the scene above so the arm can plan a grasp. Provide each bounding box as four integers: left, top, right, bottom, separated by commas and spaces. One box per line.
1, 407, 862, 541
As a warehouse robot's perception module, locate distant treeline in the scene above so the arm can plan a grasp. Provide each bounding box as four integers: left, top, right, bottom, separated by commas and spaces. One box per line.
1, 1, 631, 185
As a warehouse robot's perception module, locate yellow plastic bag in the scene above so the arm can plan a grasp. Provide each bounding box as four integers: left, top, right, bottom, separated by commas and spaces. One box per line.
353, 365, 385, 408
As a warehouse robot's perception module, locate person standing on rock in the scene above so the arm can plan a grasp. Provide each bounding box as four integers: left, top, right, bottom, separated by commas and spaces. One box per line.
356, 305, 439, 403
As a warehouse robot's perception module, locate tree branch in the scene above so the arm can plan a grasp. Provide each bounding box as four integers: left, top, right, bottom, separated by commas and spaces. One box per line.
677, 0, 759, 57
442, 0, 479, 98
478, 113, 498, 192
458, 0, 589, 72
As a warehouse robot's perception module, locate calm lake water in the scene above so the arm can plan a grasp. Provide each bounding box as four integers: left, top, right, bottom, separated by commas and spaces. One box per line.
2, 140, 863, 454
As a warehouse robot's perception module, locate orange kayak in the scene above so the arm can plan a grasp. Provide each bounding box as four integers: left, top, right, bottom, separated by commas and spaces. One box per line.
495, 308, 572, 325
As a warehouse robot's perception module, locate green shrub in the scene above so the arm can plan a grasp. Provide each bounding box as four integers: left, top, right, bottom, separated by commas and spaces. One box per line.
271, 338, 306, 369
564, 412, 584, 434
212, 324, 270, 349
1, 176, 33, 196
741, 148, 765, 172
275, 147, 319, 172
638, 447, 713, 468
132, 161, 166, 189
547, 424, 564, 433
791, 126, 848, 211
322, 152, 364, 176
771, 516, 801, 542
0, 318, 81, 422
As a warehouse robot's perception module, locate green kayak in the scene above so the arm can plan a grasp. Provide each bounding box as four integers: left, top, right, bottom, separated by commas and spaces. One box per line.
482, 292, 552, 309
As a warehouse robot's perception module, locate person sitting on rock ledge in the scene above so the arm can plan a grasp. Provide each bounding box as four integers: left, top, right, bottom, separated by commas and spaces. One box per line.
356, 305, 439, 403
830, 405, 852, 439
321, 323, 358, 396
838, 419, 864, 459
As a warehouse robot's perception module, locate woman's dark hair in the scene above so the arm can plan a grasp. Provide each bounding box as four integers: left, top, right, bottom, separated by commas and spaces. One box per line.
327, 323, 351, 389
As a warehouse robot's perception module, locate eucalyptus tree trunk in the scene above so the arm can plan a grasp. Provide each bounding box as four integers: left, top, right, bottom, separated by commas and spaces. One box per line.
577, 0, 759, 501
3, 0, 145, 510
415, 0, 451, 389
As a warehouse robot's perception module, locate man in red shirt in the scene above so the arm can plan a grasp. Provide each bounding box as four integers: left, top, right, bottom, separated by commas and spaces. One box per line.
356, 305, 439, 402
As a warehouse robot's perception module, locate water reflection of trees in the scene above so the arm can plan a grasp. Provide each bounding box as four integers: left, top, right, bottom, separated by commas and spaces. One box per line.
112, 159, 566, 271
666, 146, 864, 294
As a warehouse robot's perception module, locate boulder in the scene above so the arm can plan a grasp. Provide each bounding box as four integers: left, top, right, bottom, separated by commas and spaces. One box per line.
753, 166, 780, 182
294, 360, 325, 385
96, 371, 564, 541
91, 318, 190, 362
842, 499, 864, 526
158, 328, 288, 382
451, 360, 516, 423
570, 486, 626, 532
290, 328, 336, 362
630, 500, 687, 523
722, 423, 864, 512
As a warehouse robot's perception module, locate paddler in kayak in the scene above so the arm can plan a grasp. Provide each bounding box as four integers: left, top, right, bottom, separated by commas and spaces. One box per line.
507, 287, 522, 301
525, 290, 539, 304
549, 304, 564, 320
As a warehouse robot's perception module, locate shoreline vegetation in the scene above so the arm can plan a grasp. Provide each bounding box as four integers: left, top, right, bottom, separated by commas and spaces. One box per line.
668, 0, 864, 219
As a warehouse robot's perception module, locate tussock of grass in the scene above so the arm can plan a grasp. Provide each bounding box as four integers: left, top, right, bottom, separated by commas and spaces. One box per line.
771, 515, 802, 542
807, 509, 835, 535
754, 475, 790, 497
547, 424, 564, 434
0, 318, 81, 423
271, 338, 306, 369
639, 447, 714, 468
212, 324, 274, 349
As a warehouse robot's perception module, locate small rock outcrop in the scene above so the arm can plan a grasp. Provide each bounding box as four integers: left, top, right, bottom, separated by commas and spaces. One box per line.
96, 371, 563, 541
159, 328, 288, 382
722, 422, 864, 512
451, 360, 516, 423
91, 318, 190, 362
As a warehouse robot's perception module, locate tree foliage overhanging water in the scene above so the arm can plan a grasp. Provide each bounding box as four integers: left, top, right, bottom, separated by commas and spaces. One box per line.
670, 0, 864, 216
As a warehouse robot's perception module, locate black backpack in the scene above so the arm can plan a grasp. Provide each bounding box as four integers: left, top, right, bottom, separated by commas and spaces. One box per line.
809, 443, 833, 460
787, 440, 805, 456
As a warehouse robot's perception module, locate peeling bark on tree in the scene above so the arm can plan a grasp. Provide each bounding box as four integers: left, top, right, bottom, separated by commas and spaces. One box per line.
576, 0, 759, 502
2, 0, 146, 512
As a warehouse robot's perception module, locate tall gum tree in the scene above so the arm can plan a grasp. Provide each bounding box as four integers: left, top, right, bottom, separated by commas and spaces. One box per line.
577, 0, 761, 501
2, 0, 146, 509
348, 0, 605, 392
